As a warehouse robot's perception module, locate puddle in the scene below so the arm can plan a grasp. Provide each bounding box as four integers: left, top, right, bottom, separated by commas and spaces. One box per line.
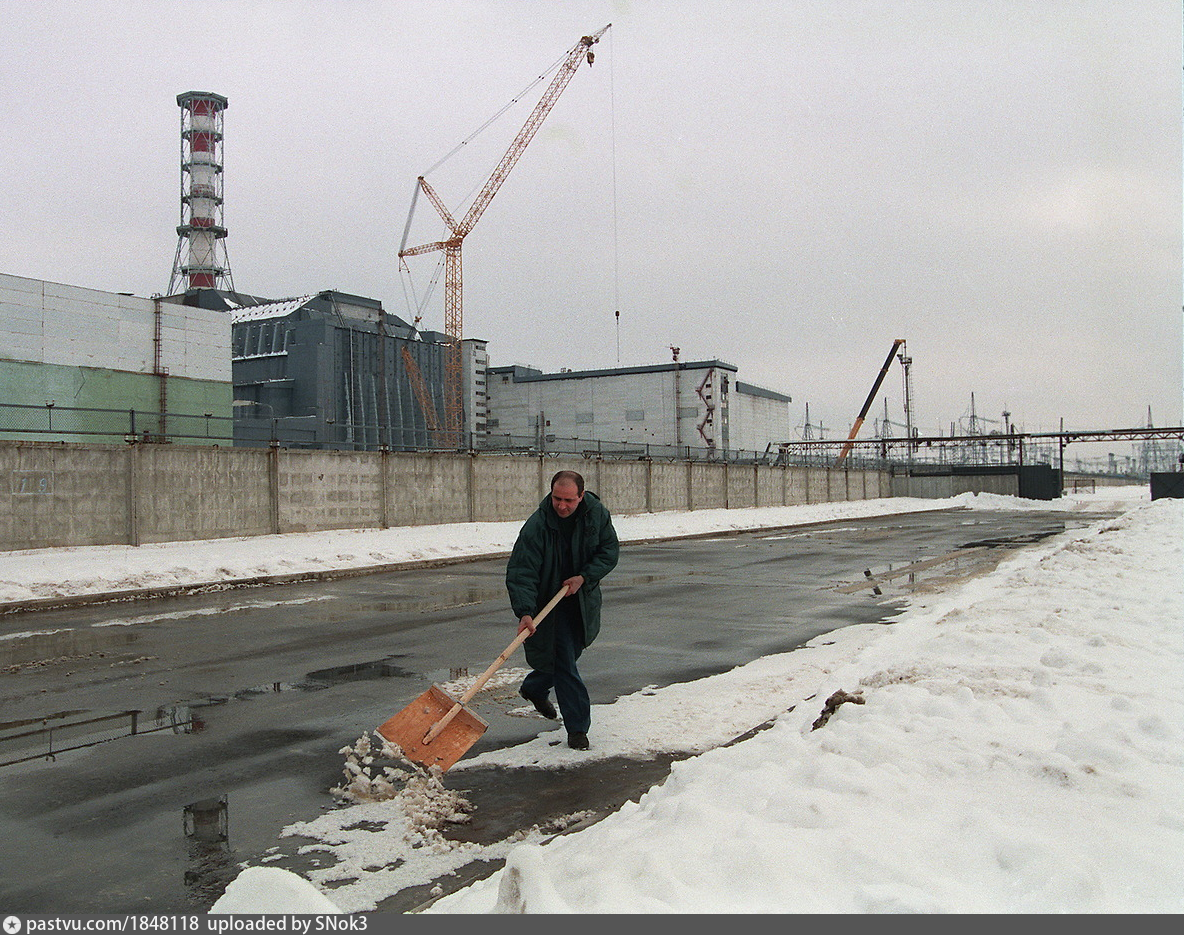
305, 657, 419, 685
0, 654, 425, 770
0, 704, 200, 768
959, 527, 1064, 549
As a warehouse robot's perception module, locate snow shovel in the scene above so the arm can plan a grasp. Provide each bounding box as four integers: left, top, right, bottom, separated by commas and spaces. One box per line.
376, 586, 569, 773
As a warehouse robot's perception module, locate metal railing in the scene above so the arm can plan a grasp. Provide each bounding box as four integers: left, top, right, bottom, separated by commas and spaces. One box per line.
9, 400, 1168, 474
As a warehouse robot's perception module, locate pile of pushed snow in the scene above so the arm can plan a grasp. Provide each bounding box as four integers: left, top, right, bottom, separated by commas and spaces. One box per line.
210, 867, 343, 914
425, 499, 1182, 913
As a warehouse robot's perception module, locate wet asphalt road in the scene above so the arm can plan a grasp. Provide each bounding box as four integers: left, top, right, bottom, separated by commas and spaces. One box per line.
0, 506, 1110, 913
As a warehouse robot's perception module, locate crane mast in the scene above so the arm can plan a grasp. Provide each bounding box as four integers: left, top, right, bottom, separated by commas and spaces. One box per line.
399, 25, 610, 445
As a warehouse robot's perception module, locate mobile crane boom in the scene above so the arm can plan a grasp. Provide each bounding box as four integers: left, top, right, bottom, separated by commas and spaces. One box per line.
834, 338, 906, 467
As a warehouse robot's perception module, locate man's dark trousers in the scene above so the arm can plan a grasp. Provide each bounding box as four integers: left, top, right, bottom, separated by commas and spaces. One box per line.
521, 599, 591, 734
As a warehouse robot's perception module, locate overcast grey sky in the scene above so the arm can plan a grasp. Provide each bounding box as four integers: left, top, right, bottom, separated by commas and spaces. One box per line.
2, 0, 1180, 446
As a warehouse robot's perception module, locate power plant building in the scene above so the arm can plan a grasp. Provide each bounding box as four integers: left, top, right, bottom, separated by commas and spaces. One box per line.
220, 289, 487, 448
0, 272, 232, 442
485, 360, 791, 455
2, 87, 789, 456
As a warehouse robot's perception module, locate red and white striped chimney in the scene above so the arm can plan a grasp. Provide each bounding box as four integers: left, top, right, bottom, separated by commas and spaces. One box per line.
169, 91, 234, 293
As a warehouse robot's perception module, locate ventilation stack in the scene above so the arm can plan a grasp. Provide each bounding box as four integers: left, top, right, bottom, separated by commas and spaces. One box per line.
169, 91, 234, 293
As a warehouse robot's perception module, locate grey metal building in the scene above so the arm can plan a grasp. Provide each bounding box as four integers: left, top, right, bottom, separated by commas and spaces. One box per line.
485, 359, 791, 456
183, 288, 486, 449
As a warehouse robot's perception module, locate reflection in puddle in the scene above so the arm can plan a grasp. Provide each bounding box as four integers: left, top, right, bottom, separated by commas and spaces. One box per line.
0, 704, 201, 768
184, 795, 237, 907
0, 653, 424, 770
305, 657, 418, 685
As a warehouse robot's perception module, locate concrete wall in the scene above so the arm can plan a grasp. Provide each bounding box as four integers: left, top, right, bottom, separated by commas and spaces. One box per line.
0, 440, 895, 551
135, 445, 272, 542
891, 471, 1018, 499
0, 273, 229, 382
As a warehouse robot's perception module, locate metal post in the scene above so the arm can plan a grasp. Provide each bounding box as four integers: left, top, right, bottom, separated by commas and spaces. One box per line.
268, 441, 281, 534
1058, 418, 1065, 496
127, 443, 140, 547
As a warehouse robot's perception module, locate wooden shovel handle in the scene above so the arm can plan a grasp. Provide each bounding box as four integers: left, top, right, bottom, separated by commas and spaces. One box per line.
423, 585, 570, 745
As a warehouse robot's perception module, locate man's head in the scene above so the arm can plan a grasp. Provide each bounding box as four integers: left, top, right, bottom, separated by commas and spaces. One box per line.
550, 470, 585, 518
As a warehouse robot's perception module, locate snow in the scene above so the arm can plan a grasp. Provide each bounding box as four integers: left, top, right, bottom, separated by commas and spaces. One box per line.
0, 492, 1113, 608
5, 487, 1178, 913
209, 867, 344, 915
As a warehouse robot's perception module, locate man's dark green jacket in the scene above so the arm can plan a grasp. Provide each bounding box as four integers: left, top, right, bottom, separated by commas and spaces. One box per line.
506, 490, 619, 673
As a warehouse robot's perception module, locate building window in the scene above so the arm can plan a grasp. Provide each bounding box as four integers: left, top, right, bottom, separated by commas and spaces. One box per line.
678, 406, 699, 418
625, 409, 645, 422
574, 412, 594, 424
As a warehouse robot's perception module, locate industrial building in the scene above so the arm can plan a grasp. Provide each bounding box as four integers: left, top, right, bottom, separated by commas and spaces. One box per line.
217, 289, 487, 448
0, 272, 231, 443
485, 359, 792, 456
0, 271, 489, 449
0, 86, 792, 456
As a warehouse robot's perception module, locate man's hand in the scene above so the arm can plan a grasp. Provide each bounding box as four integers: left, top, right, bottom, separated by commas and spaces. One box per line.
518, 615, 535, 636
562, 574, 585, 596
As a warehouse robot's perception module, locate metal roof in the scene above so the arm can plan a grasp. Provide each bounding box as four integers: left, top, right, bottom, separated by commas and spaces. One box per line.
488, 359, 739, 383
735, 381, 792, 403
228, 295, 317, 324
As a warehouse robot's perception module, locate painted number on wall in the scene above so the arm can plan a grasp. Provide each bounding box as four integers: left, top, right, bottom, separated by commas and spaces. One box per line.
12, 471, 54, 495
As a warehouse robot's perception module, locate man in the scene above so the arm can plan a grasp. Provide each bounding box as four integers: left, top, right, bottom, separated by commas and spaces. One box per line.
506, 470, 619, 750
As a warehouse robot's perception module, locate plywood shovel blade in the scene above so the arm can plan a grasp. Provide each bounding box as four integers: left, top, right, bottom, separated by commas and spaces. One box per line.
374, 586, 569, 773
376, 684, 489, 772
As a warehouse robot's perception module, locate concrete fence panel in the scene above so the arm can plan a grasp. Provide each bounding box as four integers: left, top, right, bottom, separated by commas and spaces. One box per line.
278, 449, 383, 534
755, 465, 783, 508
688, 462, 726, 510
469, 454, 538, 523
386, 452, 468, 528
723, 464, 754, 509
648, 462, 690, 512
137, 444, 271, 543
596, 460, 650, 516
807, 468, 830, 504
2, 442, 131, 549
786, 467, 810, 505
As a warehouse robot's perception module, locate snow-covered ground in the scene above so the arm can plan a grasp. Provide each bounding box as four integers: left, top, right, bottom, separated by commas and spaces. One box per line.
6, 488, 1180, 913
0, 494, 1028, 608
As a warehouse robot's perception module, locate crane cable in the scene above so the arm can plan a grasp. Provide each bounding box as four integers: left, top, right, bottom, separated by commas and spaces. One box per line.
609, 26, 621, 364
398, 47, 570, 258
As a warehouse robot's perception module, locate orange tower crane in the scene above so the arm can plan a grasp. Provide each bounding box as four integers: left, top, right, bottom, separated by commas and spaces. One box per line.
398, 25, 609, 445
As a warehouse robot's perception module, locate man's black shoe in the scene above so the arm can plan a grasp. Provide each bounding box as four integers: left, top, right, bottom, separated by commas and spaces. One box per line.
567, 732, 589, 750
521, 690, 558, 720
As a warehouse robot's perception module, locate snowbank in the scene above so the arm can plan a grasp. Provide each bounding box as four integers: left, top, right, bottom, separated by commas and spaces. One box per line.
426, 496, 1183, 913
